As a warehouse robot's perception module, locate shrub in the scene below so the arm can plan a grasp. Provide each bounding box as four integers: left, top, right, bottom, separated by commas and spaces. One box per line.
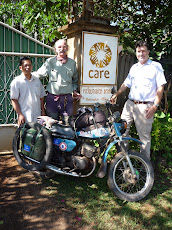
151, 112, 172, 164
129, 112, 172, 165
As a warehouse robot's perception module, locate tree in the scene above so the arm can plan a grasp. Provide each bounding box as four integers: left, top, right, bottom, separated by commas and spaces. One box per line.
0, 0, 68, 45
110, 0, 172, 59
0, 0, 171, 58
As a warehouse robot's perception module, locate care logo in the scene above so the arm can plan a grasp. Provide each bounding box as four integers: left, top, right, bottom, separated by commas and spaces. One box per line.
89, 42, 112, 68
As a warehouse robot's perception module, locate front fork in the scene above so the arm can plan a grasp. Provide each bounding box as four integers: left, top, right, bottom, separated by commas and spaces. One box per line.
96, 137, 143, 178
119, 140, 136, 176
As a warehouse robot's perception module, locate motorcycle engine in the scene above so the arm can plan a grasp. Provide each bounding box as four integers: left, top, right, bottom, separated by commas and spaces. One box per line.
72, 143, 97, 170
73, 156, 90, 170
81, 142, 97, 158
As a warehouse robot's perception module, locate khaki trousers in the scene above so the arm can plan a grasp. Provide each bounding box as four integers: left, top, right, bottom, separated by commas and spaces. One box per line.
121, 99, 154, 159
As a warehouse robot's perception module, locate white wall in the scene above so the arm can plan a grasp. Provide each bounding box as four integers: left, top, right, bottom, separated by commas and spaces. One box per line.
0, 125, 17, 152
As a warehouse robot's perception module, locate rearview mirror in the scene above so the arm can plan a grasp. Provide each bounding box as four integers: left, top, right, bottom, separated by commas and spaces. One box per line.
111, 86, 116, 95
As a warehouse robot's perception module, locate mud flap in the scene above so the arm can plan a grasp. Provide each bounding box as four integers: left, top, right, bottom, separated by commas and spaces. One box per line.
96, 161, 107, 178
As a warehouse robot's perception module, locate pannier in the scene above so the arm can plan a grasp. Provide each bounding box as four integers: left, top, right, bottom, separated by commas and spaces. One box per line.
21, 127, 46, 161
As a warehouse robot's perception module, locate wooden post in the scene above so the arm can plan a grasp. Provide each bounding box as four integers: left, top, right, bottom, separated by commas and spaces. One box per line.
60, 1, 118, 112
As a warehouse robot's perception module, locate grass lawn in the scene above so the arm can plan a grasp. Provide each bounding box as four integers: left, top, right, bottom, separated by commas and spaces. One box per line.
40, 161, 172, 230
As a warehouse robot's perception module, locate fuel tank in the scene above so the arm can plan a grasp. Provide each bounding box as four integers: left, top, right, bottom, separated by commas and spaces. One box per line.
50, 123, 75, 139
53, 138, 76, 152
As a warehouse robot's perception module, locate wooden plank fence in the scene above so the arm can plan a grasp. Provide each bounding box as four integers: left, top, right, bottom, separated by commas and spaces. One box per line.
116, 52, 136, 111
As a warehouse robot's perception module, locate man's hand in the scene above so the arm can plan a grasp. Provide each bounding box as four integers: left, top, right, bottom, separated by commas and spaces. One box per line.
145, 105, 157, 119
73, 90, 84, 101
110, 84, 127, 104
110, 94, 117, 104
17, 113, 25, 126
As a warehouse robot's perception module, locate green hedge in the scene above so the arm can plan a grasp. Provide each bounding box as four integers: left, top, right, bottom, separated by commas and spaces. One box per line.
151, 112, 172, 164
129, 112, 172, 165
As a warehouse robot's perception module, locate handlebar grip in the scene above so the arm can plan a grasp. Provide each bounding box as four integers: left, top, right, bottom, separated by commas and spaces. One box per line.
111, 86, 116, 95
105, 100, 119, 107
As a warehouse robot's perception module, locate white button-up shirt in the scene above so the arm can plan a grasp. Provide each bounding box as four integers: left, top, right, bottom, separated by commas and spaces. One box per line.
10, 73, 46, 122
124, 59, 167, 102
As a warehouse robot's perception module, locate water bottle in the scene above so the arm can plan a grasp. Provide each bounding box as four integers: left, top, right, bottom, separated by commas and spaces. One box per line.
62, 112, 69, 125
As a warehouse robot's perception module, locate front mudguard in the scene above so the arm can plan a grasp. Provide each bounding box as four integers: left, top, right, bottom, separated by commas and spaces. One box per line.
96, 137, 143, 178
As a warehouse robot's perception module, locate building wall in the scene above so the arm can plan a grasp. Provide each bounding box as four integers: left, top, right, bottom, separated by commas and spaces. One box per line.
0, 124, 17, 152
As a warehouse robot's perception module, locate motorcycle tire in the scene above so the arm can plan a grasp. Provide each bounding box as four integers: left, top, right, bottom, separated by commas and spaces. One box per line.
13, 122, 53, 171
107, 150, 154, 202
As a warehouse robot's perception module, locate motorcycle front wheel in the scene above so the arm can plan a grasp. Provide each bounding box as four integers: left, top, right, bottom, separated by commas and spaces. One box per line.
107, 150, 154, 202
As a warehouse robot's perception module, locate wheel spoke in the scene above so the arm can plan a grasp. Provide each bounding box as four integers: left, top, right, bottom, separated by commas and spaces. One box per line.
113, 155, 149, 194
108, 151, 154, 201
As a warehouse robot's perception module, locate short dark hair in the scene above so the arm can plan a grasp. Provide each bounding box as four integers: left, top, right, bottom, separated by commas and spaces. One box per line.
135, 40, 149, 50
19, 57, 32, 66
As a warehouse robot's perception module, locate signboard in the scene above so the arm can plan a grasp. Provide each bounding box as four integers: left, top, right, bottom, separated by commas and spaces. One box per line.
80, 32, 119, 105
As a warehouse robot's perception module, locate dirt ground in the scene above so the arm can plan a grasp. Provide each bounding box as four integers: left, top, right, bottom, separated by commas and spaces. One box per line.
0, 152, 88, 230
1, 151, 170, 230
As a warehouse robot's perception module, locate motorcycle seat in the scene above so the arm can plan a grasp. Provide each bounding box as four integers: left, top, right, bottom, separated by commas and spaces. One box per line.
50, 123, 75, 139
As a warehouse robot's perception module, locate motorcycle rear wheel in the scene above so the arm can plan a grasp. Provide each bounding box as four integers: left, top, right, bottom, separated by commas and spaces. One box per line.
107, 150, 154, 202
13, 122, 53, 171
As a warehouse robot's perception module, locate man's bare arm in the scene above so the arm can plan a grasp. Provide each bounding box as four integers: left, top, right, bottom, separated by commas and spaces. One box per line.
11, 99, 25, 126
110, 83, 128, 104
40, 98, 45, 116
145, 85, 165, 119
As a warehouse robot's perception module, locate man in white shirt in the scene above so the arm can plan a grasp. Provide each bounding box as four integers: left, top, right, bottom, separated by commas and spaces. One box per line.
10, 57, 46, 126
111, 40, 167, 159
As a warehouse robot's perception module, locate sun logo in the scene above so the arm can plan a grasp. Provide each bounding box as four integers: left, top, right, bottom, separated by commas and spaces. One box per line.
89, 42, 112, 68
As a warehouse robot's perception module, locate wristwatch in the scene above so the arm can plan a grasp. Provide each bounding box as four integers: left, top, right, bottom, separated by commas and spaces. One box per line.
154, 103, 159, 107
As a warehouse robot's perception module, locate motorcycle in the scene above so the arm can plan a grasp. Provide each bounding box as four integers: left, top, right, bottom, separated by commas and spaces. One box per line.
13, 99, 154, 202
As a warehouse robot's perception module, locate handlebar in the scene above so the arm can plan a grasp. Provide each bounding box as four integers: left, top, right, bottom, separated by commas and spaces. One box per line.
105, 100, 119, 109
104, 100, 121, 121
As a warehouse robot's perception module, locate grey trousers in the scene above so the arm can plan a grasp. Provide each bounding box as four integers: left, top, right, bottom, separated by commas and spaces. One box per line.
121, 99, 154, 159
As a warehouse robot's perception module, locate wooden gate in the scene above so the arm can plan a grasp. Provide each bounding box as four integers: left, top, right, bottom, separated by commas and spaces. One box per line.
117, 52, 136, 110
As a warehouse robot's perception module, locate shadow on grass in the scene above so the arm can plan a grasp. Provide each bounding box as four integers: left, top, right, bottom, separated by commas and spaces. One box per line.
0, 152, 171, 230
0, 153, 88, 230
40, 162, 171, 229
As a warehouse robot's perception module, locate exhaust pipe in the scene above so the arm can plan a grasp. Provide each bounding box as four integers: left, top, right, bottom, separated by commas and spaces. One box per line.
45, 157, 96, 178
24, 155, 96, 178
